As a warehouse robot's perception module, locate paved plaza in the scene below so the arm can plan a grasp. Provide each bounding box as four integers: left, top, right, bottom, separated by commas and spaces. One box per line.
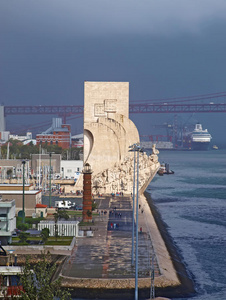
62, 196, 160, 280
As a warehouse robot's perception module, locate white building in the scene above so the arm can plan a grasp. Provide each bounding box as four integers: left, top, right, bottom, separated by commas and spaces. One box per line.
71, 133, 84, 148
60, 160, 83, 180
0, 199, 16, 245
38, 220, 79, 237
0, 131, 10, 144
9, 131, 32, 142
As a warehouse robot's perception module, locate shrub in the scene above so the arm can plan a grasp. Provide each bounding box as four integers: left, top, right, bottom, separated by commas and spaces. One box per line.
17, 223, 29, 231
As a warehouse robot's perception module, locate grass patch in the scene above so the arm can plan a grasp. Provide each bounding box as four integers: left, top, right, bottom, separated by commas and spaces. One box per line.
48, 237, 72, 241
79, 221, 94, 226
67, 211, 83, 216
67, 210, 99, 216
45, 240, 72, 246
11, 236, 73, 246
12, 237, 42, 241
11, 242, 29, 246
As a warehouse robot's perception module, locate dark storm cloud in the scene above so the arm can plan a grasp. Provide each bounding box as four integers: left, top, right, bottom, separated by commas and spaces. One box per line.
1, 0, 226, 143
2, 0, 226, 37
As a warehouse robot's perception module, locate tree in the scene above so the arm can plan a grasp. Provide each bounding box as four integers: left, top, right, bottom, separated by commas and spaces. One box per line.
92, 201, 97, 211
54, 210, 69, 222
41, 228, 50, 243
53, 210, 69, 240
86, 210, 92, 217
58, 209, 69, 220
0, 140, 66, 159
18, 232, 30, 244
7, 168, 12, 178
17, 222, 30, 231
19, 252, 71, 300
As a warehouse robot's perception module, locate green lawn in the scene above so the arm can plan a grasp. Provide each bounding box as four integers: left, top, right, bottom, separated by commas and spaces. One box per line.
11, 236, 73, 246
45, 239, 72, 245
67, 210, 83, 216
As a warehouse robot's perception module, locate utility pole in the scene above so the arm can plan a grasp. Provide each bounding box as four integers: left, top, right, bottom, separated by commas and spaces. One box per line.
135, 146, 140, 300
129, 143, 142, 300
38, 145, 41, 189
49, 153, 52, 208
129, 144, 138, 266
22, 160, 26, 224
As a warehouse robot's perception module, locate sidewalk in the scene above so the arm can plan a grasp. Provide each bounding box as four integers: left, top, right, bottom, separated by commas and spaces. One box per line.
61, 195, 160, 279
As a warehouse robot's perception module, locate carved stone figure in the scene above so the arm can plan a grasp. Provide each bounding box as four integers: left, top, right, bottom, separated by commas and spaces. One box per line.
75, 81, 160, 194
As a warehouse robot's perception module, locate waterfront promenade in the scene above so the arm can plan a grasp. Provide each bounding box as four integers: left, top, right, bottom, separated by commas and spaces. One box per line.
60, 194, 182, 299
62, 195, 160, 279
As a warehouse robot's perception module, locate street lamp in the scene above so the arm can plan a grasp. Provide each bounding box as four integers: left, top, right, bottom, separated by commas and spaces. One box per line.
135, 144, 141, 300
22, 160, 26, 224
129, 143, 142, 300
129, 143, 138, 266
49, 152, 53, 208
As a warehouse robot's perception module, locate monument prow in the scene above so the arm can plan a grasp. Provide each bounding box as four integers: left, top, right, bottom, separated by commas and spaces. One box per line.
75, 81, 160, 194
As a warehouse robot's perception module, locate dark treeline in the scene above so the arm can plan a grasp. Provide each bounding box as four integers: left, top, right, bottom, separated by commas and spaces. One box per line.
0, 139, 82, 160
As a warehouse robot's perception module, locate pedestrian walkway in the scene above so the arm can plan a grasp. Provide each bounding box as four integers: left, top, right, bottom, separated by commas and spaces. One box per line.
61, 195, 160, 279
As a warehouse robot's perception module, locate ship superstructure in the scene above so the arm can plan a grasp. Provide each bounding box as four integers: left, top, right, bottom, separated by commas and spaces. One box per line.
191, 123, 212, 150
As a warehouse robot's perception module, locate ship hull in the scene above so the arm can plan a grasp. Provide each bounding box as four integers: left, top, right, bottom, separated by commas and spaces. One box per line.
192, 141, 210, 151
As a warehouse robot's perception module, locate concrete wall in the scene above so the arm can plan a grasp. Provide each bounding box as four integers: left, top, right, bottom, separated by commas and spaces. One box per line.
1, 192, 42, 217
31, 154, 61, 175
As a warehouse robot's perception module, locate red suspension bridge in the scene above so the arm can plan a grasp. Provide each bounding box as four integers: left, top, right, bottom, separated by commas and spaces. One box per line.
3, 92, 226, 125
4, 103, 226, 123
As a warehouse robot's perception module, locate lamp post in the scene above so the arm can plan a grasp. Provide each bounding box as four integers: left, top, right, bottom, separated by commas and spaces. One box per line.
22, 160, 26, 224
49, 152, 52, 208
129, 144, 137, 266
129, 143, 142, 300
135, 145, 140, 300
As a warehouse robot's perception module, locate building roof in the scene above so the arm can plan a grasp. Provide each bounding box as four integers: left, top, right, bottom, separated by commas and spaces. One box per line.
0, 184, 32, 187
0, 199, 15, 207
36, 203, 48, 208
39, 220, 79, 224
0, 190, 42, 195
71, 133, 83, 139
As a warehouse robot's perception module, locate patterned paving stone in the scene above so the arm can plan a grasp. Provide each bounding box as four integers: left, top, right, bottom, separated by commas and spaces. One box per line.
62, 196, 160, 279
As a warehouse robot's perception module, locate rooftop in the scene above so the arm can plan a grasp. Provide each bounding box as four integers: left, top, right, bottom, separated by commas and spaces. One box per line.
0, 184, 32, 187
36, 203, 48, 208
0, 190, 41, 195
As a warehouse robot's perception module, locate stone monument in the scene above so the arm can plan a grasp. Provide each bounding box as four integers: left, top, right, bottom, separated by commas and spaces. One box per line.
75, 81, 160, 195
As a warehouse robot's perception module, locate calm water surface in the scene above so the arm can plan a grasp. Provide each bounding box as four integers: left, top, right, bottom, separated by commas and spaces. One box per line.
150, 149, 226, 300
68, 150, 226, 300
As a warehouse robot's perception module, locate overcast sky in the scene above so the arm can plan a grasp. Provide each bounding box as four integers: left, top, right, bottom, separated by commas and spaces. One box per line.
1, 0, 226, 144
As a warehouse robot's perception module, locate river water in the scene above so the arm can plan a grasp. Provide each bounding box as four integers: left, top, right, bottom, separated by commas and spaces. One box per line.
68, 149, 226, 300
149, 149, 226, 300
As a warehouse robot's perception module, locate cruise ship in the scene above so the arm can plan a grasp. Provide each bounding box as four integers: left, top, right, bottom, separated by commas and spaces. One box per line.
191, 123, 212, 150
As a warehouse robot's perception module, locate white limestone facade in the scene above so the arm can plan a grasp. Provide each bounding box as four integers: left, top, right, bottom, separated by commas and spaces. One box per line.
76, 81, 160, 195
